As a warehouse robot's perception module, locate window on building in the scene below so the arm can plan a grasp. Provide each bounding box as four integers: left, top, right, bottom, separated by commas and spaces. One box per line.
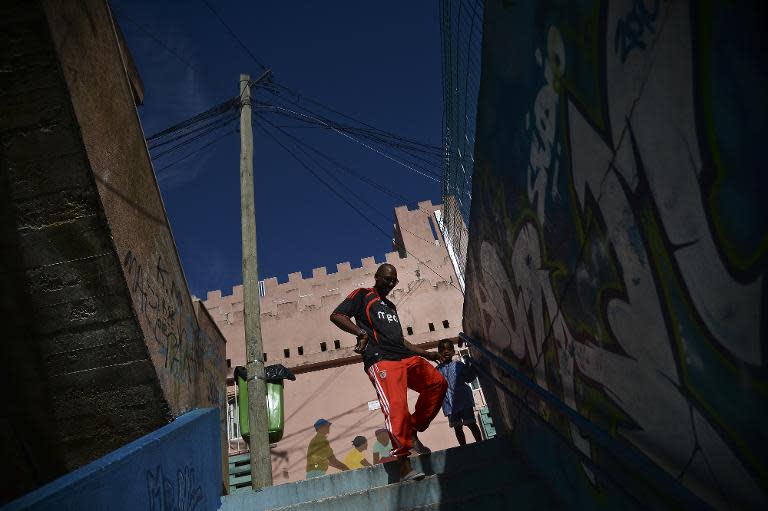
227, 397, 240, 440
428, 217, 440, 242
283, 348, 290, 358
226, 358, 231, 368
428, 322, 435, 332
407, 326, 414, 335
442, 320, 450, 328
263, 353, 267, 362
298, 346, 304, 356
334, 340, 341, 349
320, 341, 327, 352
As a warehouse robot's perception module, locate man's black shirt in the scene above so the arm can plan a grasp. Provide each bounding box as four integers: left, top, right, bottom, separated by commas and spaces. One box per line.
333, 287, 413, 370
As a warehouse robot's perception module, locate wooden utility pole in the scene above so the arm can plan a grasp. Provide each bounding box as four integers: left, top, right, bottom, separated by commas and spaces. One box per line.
239, 73, 272, 489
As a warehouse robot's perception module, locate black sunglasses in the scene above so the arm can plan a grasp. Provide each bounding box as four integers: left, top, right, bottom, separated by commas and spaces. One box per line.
376, 275, 399, 285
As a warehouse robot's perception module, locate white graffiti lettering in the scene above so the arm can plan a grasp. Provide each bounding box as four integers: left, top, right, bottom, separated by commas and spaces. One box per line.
526, 26, 566, 227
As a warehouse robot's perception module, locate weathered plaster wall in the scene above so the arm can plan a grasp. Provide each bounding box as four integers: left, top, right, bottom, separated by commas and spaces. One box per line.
193, 300, 228, 490
0, 0, 226, 502
463, 1, 766, 509
43, 0, 219, 417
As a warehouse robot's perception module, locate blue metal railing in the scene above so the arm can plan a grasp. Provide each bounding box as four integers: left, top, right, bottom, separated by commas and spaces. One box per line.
459, 332, 711, 510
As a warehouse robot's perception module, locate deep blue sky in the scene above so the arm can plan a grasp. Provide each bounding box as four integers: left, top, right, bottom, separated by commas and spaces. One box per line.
114, 1, 444, 298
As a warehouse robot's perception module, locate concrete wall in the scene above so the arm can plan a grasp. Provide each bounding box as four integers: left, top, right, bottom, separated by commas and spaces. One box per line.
1, 408, 222, 511
267, 364, 458, 485
463, 1, 767, 509
193, 301, 229, 491
205, 201, 470, 483
0, 0, 226, 501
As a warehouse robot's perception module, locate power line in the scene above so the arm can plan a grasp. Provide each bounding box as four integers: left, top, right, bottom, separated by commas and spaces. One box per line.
148, 112, 239, 151
151, 114, 239, 159
258, 116, 451, 253
254, 114, 411, 204
115, 9, 201, 75
155, 128, 237, 173
266, 82, 445, 156
253, 116, 392, 237
257, 85, 478, 170
200, 0, 268, 71
257, 103, 443, 182
254, 117, 463, 295
268, 82, 442, 150
146, 96, 239, 142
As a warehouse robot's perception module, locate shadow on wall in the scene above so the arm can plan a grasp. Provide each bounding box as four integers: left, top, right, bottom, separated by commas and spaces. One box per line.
0, 153, 67, 501
461, 0, 767, 510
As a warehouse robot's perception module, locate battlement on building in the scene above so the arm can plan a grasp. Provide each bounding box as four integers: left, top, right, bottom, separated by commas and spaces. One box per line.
205, 200, 449, 306
205, 250, 409, 304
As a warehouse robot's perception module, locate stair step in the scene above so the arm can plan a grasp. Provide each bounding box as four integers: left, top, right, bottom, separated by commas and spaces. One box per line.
220, 435, 519, 511
268, 458, 546, 511
404, 480, 565, 511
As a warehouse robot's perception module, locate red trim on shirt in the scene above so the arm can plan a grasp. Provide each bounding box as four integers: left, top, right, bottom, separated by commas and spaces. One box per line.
346, 288, 363, 300
365, 295, 380, 344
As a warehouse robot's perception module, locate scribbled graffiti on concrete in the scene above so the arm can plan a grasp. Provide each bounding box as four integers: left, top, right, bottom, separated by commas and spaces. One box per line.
147, 464, 203, 511
122, 238, 224, 411
464, 0, 766, 509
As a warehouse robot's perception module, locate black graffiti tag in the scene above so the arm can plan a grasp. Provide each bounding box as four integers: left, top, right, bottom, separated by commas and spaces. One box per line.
614, 0, 659, 63
147, 465, 203, 511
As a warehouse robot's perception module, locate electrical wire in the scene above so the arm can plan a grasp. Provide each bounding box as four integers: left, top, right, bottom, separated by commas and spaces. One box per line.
146, 96, 239, 142
151, 114, 239, 159
254, 116, 464, 296
148, 112, 239, 151
264, 84, 453, 170
256, 112, 465, 260
260, 117, 452, 253
254, 114, 411, 204
268, 81, 443, 152
256, 103, 443, 182
115, 9, 202, 75
155, 128, 237, 174
199, 0, 268, 71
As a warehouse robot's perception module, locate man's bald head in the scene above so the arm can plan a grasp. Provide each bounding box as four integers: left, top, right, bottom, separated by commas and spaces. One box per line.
374, 264, 398, 296
375, 263, 397, 278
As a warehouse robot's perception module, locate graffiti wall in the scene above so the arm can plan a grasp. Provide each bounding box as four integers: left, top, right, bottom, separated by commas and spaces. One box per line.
42, 0, 228, 419
463, 0, 767, 509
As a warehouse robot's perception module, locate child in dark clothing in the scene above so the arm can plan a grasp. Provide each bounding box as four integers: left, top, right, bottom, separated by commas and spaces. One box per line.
435, 338, 483, 445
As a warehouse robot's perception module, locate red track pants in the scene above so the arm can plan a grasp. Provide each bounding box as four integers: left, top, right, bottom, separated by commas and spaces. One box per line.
367, 356, 448, 458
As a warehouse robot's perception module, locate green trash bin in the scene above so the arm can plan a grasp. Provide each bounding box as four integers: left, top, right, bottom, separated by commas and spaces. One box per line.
234, 365, 294, 444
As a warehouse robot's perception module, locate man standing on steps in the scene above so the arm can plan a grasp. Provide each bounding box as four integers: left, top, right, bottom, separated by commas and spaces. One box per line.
330, 263, 449, 482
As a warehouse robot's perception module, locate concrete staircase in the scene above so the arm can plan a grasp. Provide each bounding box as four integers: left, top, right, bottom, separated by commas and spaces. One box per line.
219, 434, 563, 511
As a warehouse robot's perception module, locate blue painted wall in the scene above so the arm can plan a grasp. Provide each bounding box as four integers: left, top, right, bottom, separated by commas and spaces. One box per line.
1, 408, 221, 511
463, 0, 767, 509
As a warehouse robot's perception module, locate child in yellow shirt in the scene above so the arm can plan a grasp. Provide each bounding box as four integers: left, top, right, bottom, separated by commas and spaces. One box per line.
342, 436, 373, 469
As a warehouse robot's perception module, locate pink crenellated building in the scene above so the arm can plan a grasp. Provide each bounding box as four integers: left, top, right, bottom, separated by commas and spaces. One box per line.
204, 200, 485, 485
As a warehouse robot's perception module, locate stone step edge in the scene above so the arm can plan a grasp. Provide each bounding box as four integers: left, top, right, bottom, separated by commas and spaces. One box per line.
399, 479, 561, 511
266, 459, 536, 511
221, 436, 519, 509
